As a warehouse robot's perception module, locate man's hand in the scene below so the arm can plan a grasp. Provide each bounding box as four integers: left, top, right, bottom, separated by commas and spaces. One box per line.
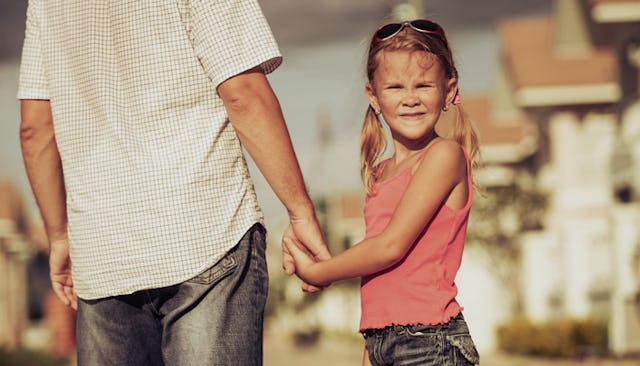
49, 238, 77, 310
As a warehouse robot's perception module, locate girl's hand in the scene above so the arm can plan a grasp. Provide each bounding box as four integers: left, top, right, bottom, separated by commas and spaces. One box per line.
283, 237, 330, 287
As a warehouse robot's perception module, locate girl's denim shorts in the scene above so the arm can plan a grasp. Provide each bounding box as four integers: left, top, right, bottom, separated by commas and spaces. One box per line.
362, 313, 480, 366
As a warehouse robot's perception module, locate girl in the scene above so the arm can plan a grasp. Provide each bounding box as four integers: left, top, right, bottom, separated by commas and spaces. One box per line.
284, 19, 480, 365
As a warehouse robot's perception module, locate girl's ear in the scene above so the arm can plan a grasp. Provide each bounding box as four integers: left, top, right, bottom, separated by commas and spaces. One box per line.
365, 82, 380, 113
445, 78, 458, 107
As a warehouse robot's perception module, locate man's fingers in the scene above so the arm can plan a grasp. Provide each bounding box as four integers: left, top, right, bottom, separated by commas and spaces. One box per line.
301, 282, 322, 292
313, 245, 332, 261
282, 239, 296, 263
281, 237, 296, 275
283, 238, 297, 256
282, 254, 295, 275
301, 280, 329, 293
52, 283, 70, 307
301, 238, 331, 261
286, 237, 315, 258
65, 286, 78, 310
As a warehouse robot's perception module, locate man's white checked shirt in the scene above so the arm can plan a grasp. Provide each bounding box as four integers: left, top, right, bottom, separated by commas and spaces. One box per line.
18, 0, 282, 299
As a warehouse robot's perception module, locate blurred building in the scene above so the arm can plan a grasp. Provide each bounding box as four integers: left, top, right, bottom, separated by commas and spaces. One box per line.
476, 0, 640, 356
0, 180, 76, 356
0, 180, 31, 349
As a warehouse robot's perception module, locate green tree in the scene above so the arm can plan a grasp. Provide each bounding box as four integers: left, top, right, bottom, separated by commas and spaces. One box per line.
467, 183, 547, 314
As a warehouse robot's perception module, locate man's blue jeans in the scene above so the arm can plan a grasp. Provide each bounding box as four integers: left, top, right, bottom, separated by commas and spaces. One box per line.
76, 224, 268, 366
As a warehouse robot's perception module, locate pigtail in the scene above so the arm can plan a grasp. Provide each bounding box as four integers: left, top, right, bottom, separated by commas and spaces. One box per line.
360, 106, 387, 194
450, 103, 480, 185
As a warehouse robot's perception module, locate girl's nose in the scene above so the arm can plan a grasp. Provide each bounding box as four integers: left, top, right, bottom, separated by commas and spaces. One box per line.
402, 93, 420, 106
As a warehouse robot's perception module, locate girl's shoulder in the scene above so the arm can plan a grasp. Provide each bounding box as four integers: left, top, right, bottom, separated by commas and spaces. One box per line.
421, 138, 466, 161
416, 138, 467, 173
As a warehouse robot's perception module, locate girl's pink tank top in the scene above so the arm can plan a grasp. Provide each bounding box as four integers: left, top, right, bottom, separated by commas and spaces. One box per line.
359, 143, 473, 331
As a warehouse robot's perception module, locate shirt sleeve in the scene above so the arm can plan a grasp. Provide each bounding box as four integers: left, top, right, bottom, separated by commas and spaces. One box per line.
188, 0, 283, 88
17, 0, 49, 100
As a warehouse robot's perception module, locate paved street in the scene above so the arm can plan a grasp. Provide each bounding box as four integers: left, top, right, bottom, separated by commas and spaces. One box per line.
264, 333, 640, 366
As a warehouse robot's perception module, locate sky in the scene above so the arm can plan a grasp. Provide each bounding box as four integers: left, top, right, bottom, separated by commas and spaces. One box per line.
0, 0, 552, 229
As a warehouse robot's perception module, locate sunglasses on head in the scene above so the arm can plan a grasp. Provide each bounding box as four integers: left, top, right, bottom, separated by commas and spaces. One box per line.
373, 19, 447, 46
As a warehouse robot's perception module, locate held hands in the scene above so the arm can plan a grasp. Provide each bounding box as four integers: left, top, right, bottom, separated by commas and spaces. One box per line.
282, 213, 332, 291
282, 237, 330, 287
49, 238, 78, 310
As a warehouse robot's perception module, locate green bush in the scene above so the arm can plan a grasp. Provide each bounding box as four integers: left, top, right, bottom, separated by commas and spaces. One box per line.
497, 317, 608, 358
0, 348, 68, 366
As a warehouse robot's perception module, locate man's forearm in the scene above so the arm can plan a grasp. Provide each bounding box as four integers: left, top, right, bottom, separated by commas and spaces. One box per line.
218, 70, 315, 219
219, 69, 331, 277
20, 100, 67, 241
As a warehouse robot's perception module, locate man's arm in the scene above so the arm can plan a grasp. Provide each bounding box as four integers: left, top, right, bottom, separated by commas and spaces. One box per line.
20, 99, 77, 309
217, 67, 331, 278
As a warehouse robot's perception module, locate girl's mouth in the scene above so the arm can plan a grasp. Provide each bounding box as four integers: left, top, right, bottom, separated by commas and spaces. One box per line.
400, 112, 425, 118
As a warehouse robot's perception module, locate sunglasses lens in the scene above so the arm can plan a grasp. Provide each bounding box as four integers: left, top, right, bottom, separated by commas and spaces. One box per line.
375, 23, 403, 40
410, 19, 440, 32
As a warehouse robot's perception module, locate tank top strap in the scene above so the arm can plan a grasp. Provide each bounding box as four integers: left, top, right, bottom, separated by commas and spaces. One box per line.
374, 158, 391, 180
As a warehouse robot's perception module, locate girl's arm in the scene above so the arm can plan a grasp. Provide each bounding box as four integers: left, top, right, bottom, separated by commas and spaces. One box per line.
285, 140, 468, 286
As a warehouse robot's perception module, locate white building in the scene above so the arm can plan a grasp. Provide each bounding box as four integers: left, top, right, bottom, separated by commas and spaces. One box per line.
495, 0, 640, 356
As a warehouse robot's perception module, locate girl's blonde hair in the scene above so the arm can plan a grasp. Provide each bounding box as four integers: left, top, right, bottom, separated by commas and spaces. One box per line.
360, 23, 480, 194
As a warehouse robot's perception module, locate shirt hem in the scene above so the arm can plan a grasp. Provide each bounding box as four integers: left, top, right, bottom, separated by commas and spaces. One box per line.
74, 218, 265, 300
17, 89, 50, 100
211, 53, 282, 89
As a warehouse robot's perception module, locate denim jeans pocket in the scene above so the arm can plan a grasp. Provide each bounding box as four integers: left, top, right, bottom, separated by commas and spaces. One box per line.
447, 334, 480, 365
186, 250, 238, 285
397, 328, 441, 365
405, 324, 438, 337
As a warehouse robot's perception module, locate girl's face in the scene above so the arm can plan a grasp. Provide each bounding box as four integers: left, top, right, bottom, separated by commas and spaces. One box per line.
366, 49, 457, 148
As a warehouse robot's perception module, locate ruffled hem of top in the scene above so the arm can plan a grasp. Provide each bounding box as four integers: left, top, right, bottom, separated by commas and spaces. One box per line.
359, 307, 463, 332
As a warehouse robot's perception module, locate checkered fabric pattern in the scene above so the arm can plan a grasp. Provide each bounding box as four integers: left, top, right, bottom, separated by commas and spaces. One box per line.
18, 0, 282, 299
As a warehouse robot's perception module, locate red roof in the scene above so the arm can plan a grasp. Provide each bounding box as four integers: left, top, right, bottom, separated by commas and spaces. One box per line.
468, 96, 530, 146
499, 17, 618, 89
437, 95, 531, 147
